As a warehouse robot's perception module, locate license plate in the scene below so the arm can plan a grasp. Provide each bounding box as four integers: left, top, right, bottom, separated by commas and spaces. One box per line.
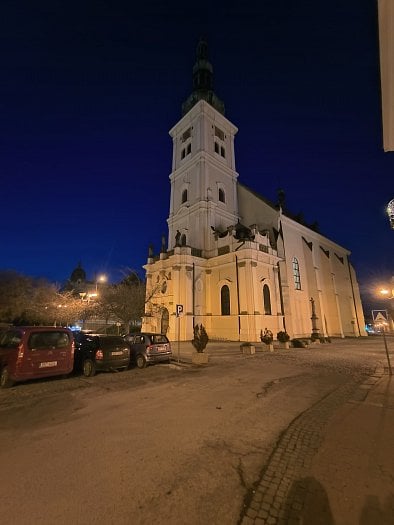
112, 351, 123, 356
39, 361, 58, 368
157, 345, 166, 352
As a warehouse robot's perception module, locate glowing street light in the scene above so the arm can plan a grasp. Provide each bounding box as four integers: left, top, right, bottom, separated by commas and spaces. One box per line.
379, 287, 394, 300
95, 273, 107, 293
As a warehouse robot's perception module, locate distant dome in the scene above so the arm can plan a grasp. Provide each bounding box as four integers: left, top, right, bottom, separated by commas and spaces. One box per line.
70, 262, 86, 283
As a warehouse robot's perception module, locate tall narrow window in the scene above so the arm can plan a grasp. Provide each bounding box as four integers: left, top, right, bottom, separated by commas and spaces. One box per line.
214, 142, 219, 154
182, 189, 188, 203
221, 285, 230, 316
182, 128, 191, 142
186, 143, 191, 155
292, 257, 301, 290
263, 284, 271, 315
214, 126, 225, 140
218, 188, 225, 203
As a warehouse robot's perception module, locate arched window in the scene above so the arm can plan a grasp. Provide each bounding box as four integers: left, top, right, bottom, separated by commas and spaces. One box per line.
218, 188, 225, 203
292, 257, 301, 290
263, 284, 271, 315
182, 189, 188, 203
181, 234, 186, 246
221, 285, 230, 316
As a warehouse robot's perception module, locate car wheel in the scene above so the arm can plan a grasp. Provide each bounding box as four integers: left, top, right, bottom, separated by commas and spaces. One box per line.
136, 354, 147, 369
0, 367, 14, 388
82, 359, 96, 377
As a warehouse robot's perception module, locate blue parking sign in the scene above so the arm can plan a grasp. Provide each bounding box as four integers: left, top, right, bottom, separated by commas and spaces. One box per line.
176, 304, 183, 317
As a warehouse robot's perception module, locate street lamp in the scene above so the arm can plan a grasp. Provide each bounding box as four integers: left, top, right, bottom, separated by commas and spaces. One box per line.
377, 288, 393, 375
95, 273, 107, 293
387, 198, 394, 229
380, 287, 394, 299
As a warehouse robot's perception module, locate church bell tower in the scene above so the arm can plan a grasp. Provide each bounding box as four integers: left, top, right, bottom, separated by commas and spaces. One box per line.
167, 39, 240, 256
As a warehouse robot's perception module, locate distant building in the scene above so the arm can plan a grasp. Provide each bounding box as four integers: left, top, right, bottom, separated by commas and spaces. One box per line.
63, 262, 112, 332
63, 262, 102, 300
142, 40, 367, 342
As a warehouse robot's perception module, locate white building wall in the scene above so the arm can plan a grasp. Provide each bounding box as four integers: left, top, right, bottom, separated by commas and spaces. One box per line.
143, 58, 367, 342
378, 0, 394, 151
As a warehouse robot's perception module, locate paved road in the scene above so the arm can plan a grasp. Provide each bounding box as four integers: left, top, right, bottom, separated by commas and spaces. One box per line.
0, 336, 391, 524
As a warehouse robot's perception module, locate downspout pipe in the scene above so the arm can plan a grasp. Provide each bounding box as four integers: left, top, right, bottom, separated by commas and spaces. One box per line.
235, 254, 241, 339
192, 262, 195, 328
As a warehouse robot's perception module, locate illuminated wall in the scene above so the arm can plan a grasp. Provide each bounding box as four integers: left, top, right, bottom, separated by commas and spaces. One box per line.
378, 0, 394, 151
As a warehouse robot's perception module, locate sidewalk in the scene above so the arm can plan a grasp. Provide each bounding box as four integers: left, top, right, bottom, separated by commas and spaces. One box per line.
300, 370, 394, 525
174, 338, 394, 523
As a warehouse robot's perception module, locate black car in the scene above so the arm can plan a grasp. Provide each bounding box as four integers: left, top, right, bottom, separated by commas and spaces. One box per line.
124, 333, 172, 368
73, 332, 130, 377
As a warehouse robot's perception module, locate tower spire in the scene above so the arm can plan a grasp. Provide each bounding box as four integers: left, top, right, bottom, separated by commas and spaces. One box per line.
182, 38, 225, 116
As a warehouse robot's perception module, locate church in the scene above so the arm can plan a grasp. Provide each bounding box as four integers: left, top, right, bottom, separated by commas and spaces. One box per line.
141, 40, 367, 342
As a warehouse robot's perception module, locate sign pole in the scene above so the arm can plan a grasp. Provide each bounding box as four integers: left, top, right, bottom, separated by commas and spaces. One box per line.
382, 329, 393, 375
372, 309, 392, 375
176, 304, 183, 364
177, 316, 180, 364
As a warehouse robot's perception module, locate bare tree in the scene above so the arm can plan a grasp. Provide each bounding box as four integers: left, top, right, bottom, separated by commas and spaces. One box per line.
0, 271, 60, 324
99, 269, 146, 333
0, 271, 98, 326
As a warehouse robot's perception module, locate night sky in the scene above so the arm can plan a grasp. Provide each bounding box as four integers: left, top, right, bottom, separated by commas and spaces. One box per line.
1, 1, 393, 304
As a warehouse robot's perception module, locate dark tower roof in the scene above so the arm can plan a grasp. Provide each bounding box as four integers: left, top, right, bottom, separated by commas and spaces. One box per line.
70, 262, 86, 283
181, 38, 225, 116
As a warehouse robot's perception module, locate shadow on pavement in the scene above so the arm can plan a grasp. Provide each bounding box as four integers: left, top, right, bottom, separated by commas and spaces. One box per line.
359, 494, 394, 525
284, 476, 335, 525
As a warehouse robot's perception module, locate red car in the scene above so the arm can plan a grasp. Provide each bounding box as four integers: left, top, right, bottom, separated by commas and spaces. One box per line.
0, 326, 74, 388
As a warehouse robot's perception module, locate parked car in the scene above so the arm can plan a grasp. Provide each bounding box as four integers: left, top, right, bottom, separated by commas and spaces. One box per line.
73, 332, 130, 377
0, 326, 74, 388
124, 332, 172, 368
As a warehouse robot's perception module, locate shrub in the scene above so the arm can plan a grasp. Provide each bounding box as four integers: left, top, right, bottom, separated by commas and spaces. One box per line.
260, 328, 273, 345
192, 324, 209, 353
277, 331, 290, 343
291, 338, 308, 348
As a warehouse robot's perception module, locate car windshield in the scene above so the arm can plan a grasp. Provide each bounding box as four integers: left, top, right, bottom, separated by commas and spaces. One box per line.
98, 337, 126, 349
151, 335, 169, 344
29, 331, 70, 350
0, 330, 22, 348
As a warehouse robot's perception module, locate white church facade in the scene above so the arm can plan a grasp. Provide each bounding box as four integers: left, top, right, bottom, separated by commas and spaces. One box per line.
141, 40, 367, 342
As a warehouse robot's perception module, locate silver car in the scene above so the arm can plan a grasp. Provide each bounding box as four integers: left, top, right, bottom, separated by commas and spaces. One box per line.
124, 333, 172, 368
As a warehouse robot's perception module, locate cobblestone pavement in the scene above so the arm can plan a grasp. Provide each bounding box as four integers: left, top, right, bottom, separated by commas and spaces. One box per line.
1, 336, 392, 525
239, 364, 384, 525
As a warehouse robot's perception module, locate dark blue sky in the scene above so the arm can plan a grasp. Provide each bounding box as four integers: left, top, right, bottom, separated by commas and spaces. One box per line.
1, 1, 393, 302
